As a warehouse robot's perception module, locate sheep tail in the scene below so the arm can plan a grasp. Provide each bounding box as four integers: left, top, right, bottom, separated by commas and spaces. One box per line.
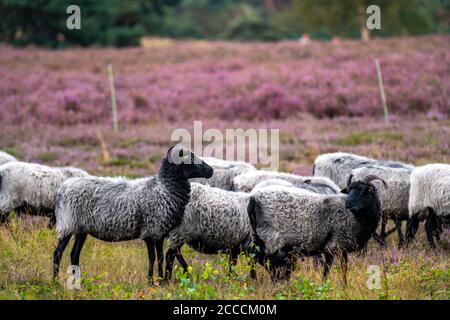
247, 196, 266, 263
247, 196, 259, 234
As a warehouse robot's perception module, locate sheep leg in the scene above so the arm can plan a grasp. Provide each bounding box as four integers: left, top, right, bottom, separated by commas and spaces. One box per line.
322, 252, 334, 281
373, 217, 389, 245
378, 215, 388, 246
249, 257, 257, 280
70, 234, 87, 267
425, 209, 440, 249
176, 251, 189, 271
144, 238, 156, 283
395, 219, 405, 247
47, 214, 56, 229
229, 248, 239, 275
0, 212, 9, 223
284, 251, 296, 280
405, 214, 420, 243
53, 235, 72, 278
385, 227, 397, 237
312, 254, 324, 269
155, 239, 164, 280
339, 251, 348, 286
165, 247, 184, 280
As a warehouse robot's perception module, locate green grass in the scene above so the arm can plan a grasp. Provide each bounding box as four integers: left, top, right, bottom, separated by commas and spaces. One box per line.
37, 152, 58, 162
0, 116, 448, 300
0, 218, 448, 300
334, 130, 403, 146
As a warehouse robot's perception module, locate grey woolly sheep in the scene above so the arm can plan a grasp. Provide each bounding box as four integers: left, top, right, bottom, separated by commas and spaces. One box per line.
313, 152, 414, 189
0, 161, 89, 225
190, 157, 256, 190
251, 179, 295, 192
248, 175, 385, 283
349, 165, 411, 246
0, 151, 17, 166
406, 163, 450, 248
52, 146, 213, 282
251, 178, 340, 196
165, 182, 253, 280
233, 170, 341, 194
292, 179, 341, 195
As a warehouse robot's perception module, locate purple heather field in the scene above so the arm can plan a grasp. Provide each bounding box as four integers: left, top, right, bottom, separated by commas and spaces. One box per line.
0, 36, 448, 177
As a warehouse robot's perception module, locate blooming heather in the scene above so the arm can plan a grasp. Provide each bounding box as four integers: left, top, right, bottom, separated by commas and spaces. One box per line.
0, 36, 448, 126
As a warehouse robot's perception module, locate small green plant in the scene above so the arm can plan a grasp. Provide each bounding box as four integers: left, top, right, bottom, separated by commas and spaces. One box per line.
275, 274, 333, 300
174, 264, 220, 299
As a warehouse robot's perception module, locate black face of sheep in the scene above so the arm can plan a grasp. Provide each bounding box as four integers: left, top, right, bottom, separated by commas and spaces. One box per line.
342, 175, 386, 215
166, 146, 214, 180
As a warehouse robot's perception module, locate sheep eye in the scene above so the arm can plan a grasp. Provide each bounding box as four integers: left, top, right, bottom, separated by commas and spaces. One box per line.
367, 187, 373, 193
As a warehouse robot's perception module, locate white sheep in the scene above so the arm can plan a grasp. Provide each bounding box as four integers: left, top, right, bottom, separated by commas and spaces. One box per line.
406, 163, 450, 248
0, 161, 89, 225
0, 151, 17, 165
349, 165, 411, 246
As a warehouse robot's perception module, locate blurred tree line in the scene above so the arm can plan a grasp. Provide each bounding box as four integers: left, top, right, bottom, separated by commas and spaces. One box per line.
0, 0, 448, 47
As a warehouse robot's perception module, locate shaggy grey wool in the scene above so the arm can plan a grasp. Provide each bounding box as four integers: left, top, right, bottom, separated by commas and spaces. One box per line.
55, 147, 213, 242
251, 178, 340, 195
250, 183, 381, 255
168, 182, 252, 254
251, 179, 295, 192
234, 170, 340, 194
350, 165, 411, 220
191, 157, 256, 190
0, 161, 89, 217
313, 152, 414, 189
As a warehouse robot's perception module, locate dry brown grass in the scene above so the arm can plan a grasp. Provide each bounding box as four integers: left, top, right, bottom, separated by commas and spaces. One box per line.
0, 216, 448, 300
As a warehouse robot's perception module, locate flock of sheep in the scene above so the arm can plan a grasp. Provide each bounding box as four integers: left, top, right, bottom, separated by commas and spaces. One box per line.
0, 148, 448, 284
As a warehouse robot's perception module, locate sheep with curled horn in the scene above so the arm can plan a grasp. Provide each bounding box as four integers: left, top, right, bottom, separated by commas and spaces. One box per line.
347, 165, 411, 247
248, 175, 387, 283
312, 152, 414, 189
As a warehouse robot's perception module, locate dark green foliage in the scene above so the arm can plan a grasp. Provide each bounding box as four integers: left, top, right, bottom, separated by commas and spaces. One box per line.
0, 0, 168, 47
0, 0, 447, 46
273, 0, 446, 39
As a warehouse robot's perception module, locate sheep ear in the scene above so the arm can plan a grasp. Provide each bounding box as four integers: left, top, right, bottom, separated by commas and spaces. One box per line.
167, 145, 183, 163
340, 188, 348, 194
345, 174, 353, 189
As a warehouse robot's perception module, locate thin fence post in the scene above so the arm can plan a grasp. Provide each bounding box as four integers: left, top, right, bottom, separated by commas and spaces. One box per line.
108, 64, 119, 132
375, 59, 389, 125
